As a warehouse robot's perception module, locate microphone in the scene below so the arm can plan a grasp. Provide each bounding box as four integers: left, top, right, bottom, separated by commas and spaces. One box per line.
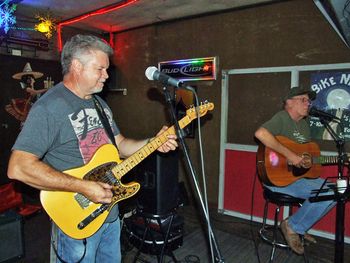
309, 106, 341, 121
145, 66, 184, 88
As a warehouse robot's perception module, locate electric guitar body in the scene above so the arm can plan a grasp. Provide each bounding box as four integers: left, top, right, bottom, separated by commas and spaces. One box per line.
40, 144, 140, 239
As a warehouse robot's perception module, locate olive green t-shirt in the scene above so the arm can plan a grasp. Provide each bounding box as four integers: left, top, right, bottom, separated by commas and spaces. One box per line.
262, 110, 311, 143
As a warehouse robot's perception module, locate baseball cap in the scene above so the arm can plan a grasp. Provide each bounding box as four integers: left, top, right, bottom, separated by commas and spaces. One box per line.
283, 86, 316, 102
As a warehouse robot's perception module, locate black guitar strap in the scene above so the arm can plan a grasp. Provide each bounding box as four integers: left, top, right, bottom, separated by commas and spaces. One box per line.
92, 95, 118, 150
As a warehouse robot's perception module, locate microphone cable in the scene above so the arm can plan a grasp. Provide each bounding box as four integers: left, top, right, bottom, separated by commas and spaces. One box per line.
249, 169, 262, 263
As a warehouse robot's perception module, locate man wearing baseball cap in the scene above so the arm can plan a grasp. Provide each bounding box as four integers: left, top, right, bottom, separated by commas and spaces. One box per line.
255, 86, 335, 255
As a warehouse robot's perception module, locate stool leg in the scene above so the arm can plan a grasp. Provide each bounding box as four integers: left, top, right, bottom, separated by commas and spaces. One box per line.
269, 206, 280, 263
259, 200, 269, 242
302, 236, 309, 263
262, 200, 269, 229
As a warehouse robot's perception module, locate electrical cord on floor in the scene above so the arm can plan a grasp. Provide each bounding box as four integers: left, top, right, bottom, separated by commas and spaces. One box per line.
183, 255, 200, 262
209, 213, 253, 226
166, 254, 200, 263
131, 254, 200, 263
249, 170, 261, 263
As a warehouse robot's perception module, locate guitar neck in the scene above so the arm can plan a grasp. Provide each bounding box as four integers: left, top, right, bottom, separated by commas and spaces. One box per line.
111, 114, 192, 178
315, 155, 345, 165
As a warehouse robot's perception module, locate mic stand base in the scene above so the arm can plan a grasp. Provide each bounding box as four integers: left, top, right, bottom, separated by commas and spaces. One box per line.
335, 195, 346, 263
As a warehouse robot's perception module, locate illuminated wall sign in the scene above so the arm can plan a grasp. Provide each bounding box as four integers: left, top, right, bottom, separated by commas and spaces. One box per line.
158, 57, 218, 82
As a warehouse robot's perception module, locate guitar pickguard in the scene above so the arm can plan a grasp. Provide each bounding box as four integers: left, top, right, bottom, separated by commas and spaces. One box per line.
84, 162, 117, 182
82, 161, 140, 206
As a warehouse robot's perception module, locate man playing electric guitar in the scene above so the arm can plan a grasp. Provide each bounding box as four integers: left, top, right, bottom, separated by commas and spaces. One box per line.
255, 86, 336, 255
7, 35, 178, 263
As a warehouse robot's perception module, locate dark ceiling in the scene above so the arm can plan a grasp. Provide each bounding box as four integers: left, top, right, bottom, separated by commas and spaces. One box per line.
14, 0, 279, 33
2, 0, 350, 48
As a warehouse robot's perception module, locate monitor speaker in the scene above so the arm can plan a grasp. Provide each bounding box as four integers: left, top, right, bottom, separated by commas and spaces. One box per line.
0, 210, 24, 262
133, 150, 179, 215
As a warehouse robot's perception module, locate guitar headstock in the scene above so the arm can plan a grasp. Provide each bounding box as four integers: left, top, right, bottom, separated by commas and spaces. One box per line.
186, 101, 214, 120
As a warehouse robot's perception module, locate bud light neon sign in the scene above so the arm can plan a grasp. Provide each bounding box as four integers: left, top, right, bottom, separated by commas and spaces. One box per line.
158, 57, 218, 82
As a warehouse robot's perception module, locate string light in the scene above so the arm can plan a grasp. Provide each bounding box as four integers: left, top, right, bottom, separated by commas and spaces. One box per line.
10, 26, 35, 31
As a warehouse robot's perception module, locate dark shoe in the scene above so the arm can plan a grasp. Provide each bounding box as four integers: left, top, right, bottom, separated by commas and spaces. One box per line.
304, 233, 317, 244
280, 219, 304, 255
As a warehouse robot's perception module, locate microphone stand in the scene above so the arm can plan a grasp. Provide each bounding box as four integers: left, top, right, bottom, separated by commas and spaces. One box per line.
313, 117, 349, 263
161, 86, 224, 263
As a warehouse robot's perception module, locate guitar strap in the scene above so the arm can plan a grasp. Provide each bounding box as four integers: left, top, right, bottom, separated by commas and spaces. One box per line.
92, 95, 119, 150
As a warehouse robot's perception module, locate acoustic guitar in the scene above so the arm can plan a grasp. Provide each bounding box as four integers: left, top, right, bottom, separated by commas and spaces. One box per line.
256, 135, 348, 187
40, 102, 214, 239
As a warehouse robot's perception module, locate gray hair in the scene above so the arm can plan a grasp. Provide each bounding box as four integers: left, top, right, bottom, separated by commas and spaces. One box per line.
61, 34, 113, 75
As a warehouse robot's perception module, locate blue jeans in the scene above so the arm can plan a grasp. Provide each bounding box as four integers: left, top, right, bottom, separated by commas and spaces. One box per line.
51, 217, 121, 263
265, 178, 336, 234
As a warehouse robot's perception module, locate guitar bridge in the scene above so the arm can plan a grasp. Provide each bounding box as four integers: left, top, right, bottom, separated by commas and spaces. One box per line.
74, 193, 91, 209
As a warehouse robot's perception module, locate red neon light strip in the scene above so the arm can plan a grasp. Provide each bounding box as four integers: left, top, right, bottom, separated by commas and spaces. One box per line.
109, 31, 114, 48
57, 0, 138, 51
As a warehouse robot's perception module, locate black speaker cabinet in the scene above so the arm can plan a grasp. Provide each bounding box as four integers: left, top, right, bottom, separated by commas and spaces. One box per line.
133, 150, 179, 215
0, 210, 24, 262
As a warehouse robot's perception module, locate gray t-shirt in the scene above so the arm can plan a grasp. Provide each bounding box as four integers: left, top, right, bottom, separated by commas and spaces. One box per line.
262, 110, 311, 143
13, 82, 120, 221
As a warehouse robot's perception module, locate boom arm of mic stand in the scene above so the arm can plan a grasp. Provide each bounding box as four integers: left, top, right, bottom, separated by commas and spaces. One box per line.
161, 86, 225, 263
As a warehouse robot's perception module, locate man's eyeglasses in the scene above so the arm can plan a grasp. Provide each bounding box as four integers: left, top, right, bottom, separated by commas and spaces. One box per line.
291, 97, 312, 104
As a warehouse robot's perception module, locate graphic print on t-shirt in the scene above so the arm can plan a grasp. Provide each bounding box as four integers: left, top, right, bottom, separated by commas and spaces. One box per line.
69, 107, 112, 163
292, 129, 308, 144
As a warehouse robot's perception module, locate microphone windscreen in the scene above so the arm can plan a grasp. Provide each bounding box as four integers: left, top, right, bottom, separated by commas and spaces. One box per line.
145, 66, 158, 80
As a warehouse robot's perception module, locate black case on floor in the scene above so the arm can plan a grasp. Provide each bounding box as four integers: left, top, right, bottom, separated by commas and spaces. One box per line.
0, 210, 24, 263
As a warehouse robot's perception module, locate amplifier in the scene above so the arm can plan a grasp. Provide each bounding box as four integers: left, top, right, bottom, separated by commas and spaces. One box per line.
0, 210, 24, 263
